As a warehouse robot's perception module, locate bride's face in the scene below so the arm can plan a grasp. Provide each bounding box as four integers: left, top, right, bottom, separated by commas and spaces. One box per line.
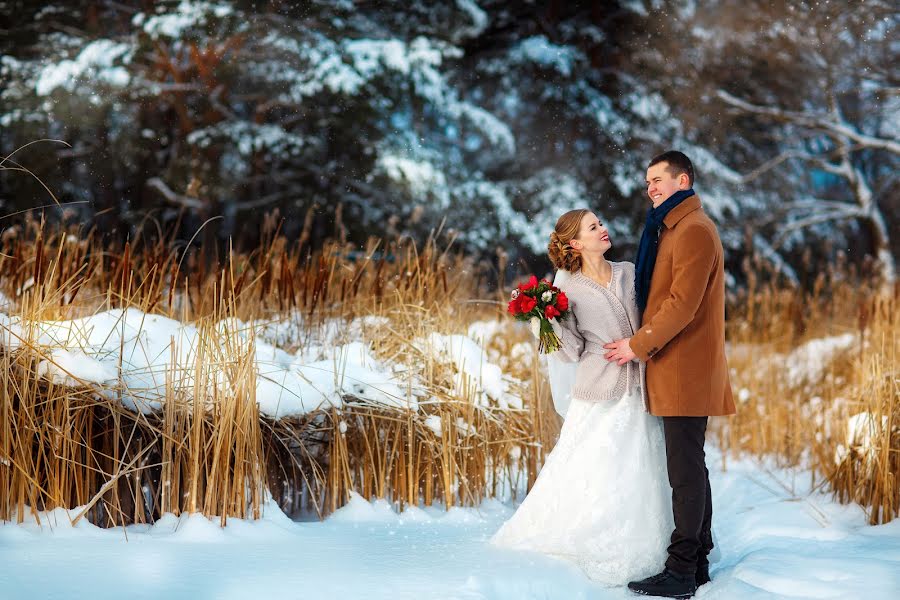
571, 212, 612, 256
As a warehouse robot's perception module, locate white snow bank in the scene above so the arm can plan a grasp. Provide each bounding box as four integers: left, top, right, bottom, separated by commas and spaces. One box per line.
0, 308, 521, 419
328, 491, 402, 524
707, 451, 900, 599
415, 332, 520, 409
785, 333, 857, 387
834, 411, 891, 466
737, 333, 858, 391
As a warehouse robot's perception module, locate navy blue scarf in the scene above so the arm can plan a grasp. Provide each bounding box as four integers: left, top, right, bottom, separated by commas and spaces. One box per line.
634, 188, 695, 314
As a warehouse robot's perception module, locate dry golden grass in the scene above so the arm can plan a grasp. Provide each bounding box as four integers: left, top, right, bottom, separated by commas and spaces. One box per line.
2, 213, 895, 528
0, 217, 557, 526
717, 257, 898, 524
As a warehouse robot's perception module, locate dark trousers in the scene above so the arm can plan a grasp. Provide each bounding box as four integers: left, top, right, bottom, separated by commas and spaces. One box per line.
662, 416, 714, 575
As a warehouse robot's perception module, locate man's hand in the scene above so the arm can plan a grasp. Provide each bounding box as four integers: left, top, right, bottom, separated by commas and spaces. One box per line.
603, 338, 637, 366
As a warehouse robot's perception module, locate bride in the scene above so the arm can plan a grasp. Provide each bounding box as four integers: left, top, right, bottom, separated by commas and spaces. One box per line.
491, 208, 673, 586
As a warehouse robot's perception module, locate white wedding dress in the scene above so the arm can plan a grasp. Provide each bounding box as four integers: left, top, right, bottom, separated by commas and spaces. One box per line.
491, 269, 674, 586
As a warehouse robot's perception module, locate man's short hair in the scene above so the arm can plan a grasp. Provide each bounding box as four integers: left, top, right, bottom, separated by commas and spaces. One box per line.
649, 151, 694, 187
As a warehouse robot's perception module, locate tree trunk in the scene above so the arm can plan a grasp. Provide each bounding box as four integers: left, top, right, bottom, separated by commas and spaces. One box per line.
866, 208, 896, 286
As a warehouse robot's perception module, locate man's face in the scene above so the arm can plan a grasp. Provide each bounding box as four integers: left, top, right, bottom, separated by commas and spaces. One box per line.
645, 162, 688, 208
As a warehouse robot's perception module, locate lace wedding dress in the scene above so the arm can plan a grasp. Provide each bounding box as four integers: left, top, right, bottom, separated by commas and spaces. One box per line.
491, 268, 674, 586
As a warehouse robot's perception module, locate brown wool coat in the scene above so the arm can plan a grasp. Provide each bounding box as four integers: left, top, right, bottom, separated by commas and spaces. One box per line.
629, 194, 736, 417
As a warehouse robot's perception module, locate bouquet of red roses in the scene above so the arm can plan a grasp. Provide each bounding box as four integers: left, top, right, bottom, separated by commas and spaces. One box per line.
507, 275, 571, 354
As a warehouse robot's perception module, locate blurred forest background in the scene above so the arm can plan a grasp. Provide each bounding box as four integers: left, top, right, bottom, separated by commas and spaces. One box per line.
1, 0, 897, 286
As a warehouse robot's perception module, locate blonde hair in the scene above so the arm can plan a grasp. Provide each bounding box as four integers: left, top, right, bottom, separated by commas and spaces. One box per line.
548, 208, 590, 272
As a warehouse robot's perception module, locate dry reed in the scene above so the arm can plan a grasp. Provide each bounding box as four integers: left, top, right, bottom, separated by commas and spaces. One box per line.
717, 254, 898, 524
3, 213, 894, 528
0, 217, 557, 526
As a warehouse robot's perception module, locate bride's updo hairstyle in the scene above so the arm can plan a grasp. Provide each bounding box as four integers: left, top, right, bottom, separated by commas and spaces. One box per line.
548, 208, 590, 272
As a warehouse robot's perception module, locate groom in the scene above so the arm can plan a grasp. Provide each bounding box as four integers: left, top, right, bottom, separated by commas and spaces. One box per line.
604, 151, 735, 598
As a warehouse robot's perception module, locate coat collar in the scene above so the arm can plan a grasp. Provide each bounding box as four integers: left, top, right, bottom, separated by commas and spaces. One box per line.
663, 194, 702, 229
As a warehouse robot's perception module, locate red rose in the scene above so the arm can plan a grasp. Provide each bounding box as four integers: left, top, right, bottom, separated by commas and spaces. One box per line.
508, 292, 526, 314
518, 295, 537, 313
556, 292, 569, 311
520, 275, 539, 290
544, 305, 560, 319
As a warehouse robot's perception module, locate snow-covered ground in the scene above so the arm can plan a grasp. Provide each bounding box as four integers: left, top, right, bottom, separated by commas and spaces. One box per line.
1, 309, 897, 598
2, 448, 898, 600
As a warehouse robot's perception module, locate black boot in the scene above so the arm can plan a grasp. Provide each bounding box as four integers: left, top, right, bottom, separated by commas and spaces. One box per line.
628, 569, 697, 598
695, 564, 710, 586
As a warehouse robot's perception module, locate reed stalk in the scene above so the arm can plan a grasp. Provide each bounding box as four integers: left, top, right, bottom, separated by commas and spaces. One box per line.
0, 222, 553, 525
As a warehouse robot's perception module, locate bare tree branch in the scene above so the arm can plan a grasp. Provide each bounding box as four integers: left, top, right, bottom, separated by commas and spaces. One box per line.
752, 234, 799, 286
779, 199, 868, 214
772, 209, 866, 250
718, 87, 896, 282
103, 0, 141, 14
717, 90, 900, 155
146, 178, 205, 211
752, 199, 866, 228
736, 140, 884, 183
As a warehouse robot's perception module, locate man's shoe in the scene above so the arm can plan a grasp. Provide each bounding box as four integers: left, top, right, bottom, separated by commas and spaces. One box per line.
695, 565, 710, 586
627, 569, 697, 598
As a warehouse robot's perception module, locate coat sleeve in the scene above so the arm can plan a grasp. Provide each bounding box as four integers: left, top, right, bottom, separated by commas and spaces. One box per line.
630, 224, 716, 362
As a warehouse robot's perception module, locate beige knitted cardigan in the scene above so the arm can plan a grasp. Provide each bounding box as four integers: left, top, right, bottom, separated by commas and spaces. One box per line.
551, 262, 647, 409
